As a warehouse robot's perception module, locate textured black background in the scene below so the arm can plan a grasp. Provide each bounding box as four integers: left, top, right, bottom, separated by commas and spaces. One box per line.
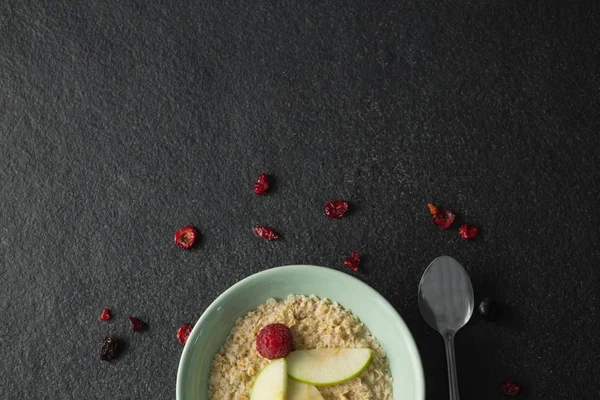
1, 1, 599, 399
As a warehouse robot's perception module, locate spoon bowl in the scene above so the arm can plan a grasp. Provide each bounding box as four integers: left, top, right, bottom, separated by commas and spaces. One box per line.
418, 256, 474, 333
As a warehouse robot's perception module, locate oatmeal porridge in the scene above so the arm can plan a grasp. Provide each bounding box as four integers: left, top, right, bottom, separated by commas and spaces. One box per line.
209, 294, 393, 400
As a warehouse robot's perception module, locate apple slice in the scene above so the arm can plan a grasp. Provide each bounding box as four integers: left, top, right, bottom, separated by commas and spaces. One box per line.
250, 358, 287, 400
287, 379, 324, 400
286, 348, 373, 386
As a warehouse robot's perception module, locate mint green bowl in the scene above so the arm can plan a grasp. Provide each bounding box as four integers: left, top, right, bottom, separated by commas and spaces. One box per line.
176, 265, 425, 400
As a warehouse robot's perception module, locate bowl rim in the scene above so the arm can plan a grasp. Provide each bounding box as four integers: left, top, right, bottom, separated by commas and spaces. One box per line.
176, 264, 425, 400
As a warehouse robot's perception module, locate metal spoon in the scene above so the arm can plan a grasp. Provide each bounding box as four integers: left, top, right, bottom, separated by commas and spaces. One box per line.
418, 256, 474, 400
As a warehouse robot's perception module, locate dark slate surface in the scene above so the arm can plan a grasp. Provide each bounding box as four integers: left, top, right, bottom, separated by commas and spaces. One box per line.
1, 1, 599, 399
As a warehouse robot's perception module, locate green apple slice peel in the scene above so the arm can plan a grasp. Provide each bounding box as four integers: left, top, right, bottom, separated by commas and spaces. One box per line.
250, 358, 287, 400
286, 348, 373, 386
287, 379, 324, 400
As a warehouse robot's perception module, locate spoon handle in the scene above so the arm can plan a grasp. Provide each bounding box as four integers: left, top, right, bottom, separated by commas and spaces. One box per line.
443, 331, 460, 400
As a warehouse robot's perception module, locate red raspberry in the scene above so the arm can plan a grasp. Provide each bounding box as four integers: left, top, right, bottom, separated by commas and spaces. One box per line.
99, 308, 111, 321
325, 201, 349, 218
177, 323, 193, 345
501, 380, 522, 396
174, 226, 198, 249
254, 173, 270, 195
256, 323, 293, 359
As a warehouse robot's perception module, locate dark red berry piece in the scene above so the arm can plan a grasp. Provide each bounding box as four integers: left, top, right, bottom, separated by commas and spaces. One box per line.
432, 209, 456, 229
128, 316, 145, 332
254, 173, 270, 195
174, 226, 198, 249
256, 323, 293, 359
100, 336, 118, 361
458, 224, 479, 239
501, 380, 522, 396
252, 226, 280, 241
177, 323, 193, 345
99, 308, 111, 321
325, 201, 349, 218
344, 250, 360, 271
478, 298, 498, 321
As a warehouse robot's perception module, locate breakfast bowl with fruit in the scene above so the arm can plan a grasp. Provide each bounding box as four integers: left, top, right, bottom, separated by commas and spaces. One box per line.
176, 265, 424, 400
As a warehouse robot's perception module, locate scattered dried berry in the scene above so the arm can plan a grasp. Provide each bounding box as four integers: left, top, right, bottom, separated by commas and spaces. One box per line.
256, 323, 293, 359
458, 224, 479, 240
177, 323, 193, 345
99, 308, 111, 321
432, 208, 456, 229
253, 173, 270, 195
478, 298, 498, 321
128, 316, 145, 332
501, 380, 522, 396
325, 201, 349, 218
252, 226, 280, 241
100, 336, 118, 361
427, 203, 440, 215
344, 250, 360, 271
174, 225, 198, 249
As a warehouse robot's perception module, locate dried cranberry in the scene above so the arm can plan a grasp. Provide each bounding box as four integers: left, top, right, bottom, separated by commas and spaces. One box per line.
174, 225, 198, 249
432, 209, 456, 229
253, 173, 270, 195
501, 380, 522, 396
128, 316, 145, 332
427, 203, 440, 215
344, 250, 360, 271
252, 226, 280, 241
458, 224, 479, 239
177, 323, 193, 345
100, 336, 118, 361
325, 201, 349, 218
99, 308, 111, 321
256, 323, 293, 359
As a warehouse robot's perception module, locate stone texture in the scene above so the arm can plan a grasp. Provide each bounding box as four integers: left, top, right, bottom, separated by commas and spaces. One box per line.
0, 1, 599, 399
